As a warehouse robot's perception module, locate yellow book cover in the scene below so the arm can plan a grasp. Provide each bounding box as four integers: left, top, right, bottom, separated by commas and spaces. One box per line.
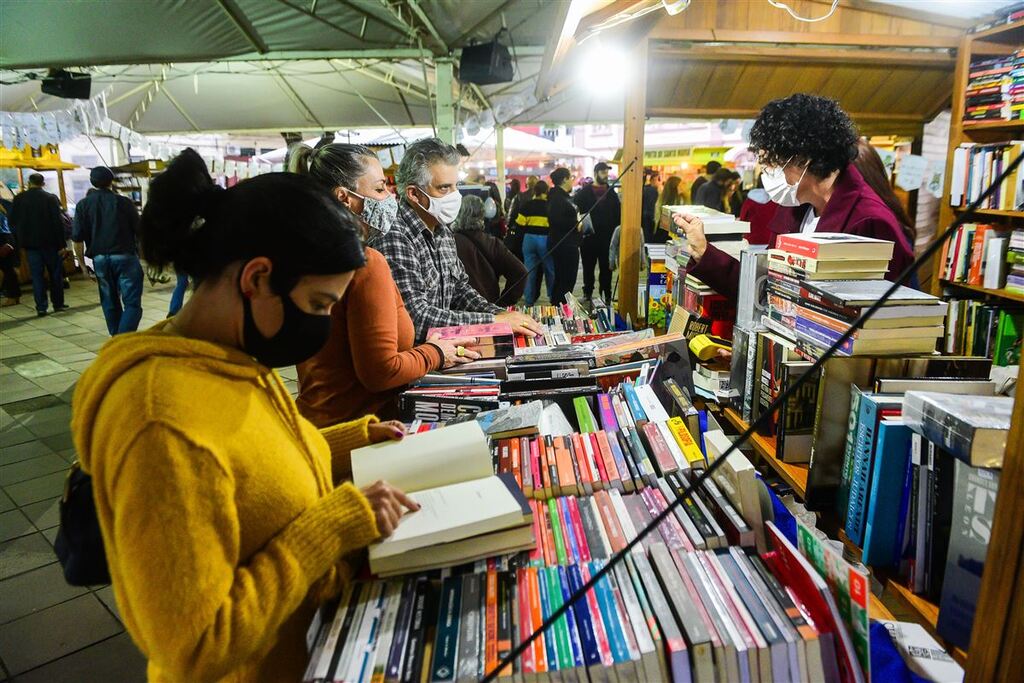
666, 416, 706, 468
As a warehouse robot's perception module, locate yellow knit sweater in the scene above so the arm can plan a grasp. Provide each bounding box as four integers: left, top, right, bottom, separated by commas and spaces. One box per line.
72, 323, 381, 683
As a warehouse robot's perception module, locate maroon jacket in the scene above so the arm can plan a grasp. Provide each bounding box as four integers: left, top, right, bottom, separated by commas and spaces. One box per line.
687, 164, 914, 302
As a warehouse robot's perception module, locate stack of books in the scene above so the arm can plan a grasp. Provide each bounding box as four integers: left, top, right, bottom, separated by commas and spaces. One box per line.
501, 348, 599, 417
948, 142, 1024, 209
304, 525, 854, 683
962, 54, 1019, 123
1008, 229, 1024, 293
787, 279, 947, 358
426, 323, 514, 360
937, 222, 1012, 289
659, 204, 750, 259
350, 422, 536, 576
668, 276, 737, 342
400, 375, 502, 422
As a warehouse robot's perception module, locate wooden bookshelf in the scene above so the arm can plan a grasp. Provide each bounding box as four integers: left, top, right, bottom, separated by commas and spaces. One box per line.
720, 407, 808, 499
886, 581, 969, 666
960, 118, 1024, 131
952, 206, 1024, 218
940, 280, 1024, 303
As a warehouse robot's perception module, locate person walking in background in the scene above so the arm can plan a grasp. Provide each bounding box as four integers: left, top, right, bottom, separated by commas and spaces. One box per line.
9, 173, 67, 316
453, 195, 527, 306
642, 168, 660, 243
508, 174, 537, 227
574, 161, 620, 303
515, 180, 555, 305
738, 175, 777, 245
0, 203, 20, 306
694, 167, 736, 213
167, 273, 189, 316
690, 160, 721, 201
504, 178, 521, 215
289, 142, 478, 426
654, 175, 683, 242
73, 167, 144, 335
548, 167, 582, 305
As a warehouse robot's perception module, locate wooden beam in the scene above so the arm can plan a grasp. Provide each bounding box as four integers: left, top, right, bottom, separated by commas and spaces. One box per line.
647, 106, 926, 122
618, 38, 646, 325
648, 27, 960, 49
967, 382, 1024, 681
835, 0, 972, 30
650, 44, 955, 67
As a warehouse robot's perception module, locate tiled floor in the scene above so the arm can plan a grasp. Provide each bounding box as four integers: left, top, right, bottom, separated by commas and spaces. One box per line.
0, 275, 177, 682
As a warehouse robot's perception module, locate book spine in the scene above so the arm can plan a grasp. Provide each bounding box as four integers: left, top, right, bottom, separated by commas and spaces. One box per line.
558, 496, 582, 564
430, 576, 461, 683
861, 422, 913, 566
775, 234, 821, 258
544, 567, 573, 670
845, 396, 880, 547
564, 564, 603, 670
525, 568, 547, 675
535, 566, 559, 673
601, 430, 632, 492
519, 437, 533, 498
544, 436, 560, 498
566, 496, 592, 562
557, 566, 587, 671
548, 498, 569, 565
485, 571, 498, 677
582, 432, 607, 490
597, 393, 620, 431
595, 490, 627, 553
399, 579, 432, 683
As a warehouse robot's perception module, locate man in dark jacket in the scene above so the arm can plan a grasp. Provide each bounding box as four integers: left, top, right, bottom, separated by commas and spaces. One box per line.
72, 167, 144, 334
573, 162, 620, 303
547, 167, 580, 305
690, 160, 721, 202
10, 174, 67, 316
642, 168, 660, 243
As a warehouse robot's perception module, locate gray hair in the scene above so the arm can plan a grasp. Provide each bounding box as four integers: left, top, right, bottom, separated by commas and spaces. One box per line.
453, 194, 485, 233
396, 137, 461, 194
288, 142, 375, 191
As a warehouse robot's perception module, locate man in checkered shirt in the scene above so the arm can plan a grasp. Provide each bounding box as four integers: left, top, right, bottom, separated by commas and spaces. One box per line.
371, 138, 541, 343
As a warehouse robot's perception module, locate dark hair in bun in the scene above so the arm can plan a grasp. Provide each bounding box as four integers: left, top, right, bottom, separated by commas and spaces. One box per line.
141, 148, 365, 293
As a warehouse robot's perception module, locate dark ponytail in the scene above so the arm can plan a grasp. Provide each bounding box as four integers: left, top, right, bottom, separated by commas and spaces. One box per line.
142, 148, 365, 293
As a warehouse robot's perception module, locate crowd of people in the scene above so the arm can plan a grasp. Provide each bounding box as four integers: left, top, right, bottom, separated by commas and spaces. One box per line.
0, 93, 922, 681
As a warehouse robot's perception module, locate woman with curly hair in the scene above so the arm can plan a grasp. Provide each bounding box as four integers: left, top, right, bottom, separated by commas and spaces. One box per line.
672, 94, 915, 301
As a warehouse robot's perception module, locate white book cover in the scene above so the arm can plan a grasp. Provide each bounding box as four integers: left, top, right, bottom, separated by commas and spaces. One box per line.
876, 620, 964, 683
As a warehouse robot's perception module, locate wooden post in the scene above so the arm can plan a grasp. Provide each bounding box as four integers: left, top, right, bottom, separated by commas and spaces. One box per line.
56, 169, 68, 209
496, 125, 507, 204
617, 39, 647, 325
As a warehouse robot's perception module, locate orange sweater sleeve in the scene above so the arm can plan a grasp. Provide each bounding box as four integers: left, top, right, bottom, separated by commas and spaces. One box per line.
346, 254, 443, 393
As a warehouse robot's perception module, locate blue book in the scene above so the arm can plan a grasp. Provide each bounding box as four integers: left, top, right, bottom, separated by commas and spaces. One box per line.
622, 383, 648, 425
845, 394, 903, 546
698, 410, 709, 455
590, 561, 631, 665
566, 564, 602, 668
559, 497, 581, 564
861, 420, 913, 566
430, 576, 462, 682
557, 566, 587, 670
537, 566, 559, 672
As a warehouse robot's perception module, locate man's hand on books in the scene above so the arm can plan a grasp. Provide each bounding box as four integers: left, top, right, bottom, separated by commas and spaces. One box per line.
671, 212, 708, 260
495, 311, 544, 337
368, 420, 406, 443
361, 480, 420, 538
427, 334, 482, 368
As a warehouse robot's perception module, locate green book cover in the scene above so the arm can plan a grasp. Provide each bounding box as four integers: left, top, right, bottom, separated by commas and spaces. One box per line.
545, 567, 574, 671
992, 310, 1023, 366
547, 499, 569, 565
574, 396, 598, 433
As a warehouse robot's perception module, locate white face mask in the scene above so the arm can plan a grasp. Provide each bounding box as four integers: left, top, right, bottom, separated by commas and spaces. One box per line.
418, 187, 463, 224
761, 159, 808, 207
483, 196, 497, 220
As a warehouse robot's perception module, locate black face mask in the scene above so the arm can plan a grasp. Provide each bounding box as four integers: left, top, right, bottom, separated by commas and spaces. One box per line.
240, 280, 331, 368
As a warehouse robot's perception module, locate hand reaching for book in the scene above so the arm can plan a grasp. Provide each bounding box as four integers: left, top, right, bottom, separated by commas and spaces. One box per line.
361, 480, 420, 538
426, 334, 482, 368
494, 311, 544, 337
672, 212, 708, 260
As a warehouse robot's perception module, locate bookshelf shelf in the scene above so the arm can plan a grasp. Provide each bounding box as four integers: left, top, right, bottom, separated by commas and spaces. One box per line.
968, 18, 1024, 41
721, 407, 808, 499
952, 207, 1024, 219
940, 280, 1024, 304
961, 119, 1024, 132
886, 580, 969, 666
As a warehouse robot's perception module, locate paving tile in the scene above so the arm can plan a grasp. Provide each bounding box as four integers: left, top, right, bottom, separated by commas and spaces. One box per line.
93, 585, 122, 623
0, 440, 55, 465
3, 472, 65, 506
0, 454, 68, 487
20, 497, 61, 532
0, 425, 34, 449
0, 510, 34, 543
41, 432, 75, 453
1, 395, 63, 416
24, 417, 72, 439
0, 386, 49, 405
0, 533, 55, 580
15, 405, 71, 426
0, 594, 123, 675
40, 527, 57, 547
57, 448, 77, 464
14, 632, 145, 683
0, 490, 14, 513
9, 358, 70, 380
0, 563, 87, 624
0, 343, 33, 360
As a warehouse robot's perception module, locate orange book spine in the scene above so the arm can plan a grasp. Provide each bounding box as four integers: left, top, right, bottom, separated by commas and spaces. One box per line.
967, 225, 990, 285
569, 434, 593, 492
594, 490, 627, 553
527, 568, 548, 673
536, 437, 551, 499
509, 437, 522, 490
553, 437, 576, 496
594, 431, 622, 489
485, 570, 498, 675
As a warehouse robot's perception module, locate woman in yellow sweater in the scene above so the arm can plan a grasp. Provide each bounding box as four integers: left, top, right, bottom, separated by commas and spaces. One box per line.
72, 149, 416, 682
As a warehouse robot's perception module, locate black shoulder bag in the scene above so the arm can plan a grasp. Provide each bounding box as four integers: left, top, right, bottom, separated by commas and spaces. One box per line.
54, 462, 111, 586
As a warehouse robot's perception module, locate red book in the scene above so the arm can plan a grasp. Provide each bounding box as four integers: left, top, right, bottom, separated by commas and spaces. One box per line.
775, 232, 894, 261
585, 432, 609, 489
526, 569, 547, 674
516, 568, 536, 676
967, 224, 992, 285
594, 490, 627, 553
530, 438, 544, 500
539, 503, 556, 566
568, 434, 593, 493
641, 422, 678, 476
566, 497, 592, 563
498, 439, 511, 474
509, 438, 522, 490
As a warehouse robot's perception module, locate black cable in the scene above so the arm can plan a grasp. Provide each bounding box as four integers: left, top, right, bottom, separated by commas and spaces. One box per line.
504, 158, 638, 299
481, 149, 1024, 682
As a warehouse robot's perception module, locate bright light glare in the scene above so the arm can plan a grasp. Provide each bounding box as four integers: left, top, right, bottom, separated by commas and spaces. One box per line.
576, 40, 632, 97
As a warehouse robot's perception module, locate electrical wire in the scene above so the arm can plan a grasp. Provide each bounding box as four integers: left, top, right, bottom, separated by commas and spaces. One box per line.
481, 149, 1024, 683
767, 0, 840, 23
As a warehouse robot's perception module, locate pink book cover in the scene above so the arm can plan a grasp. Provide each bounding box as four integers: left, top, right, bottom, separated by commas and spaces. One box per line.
597, 393, 619, 431
566, 497, 592, 563
425, 322, 514, 339
519, 436, 532, 493
649, 487, 695, 552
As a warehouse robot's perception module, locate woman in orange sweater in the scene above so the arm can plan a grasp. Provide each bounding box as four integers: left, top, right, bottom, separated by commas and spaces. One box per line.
73, 149, 416, 682
290, 143, 479, 426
